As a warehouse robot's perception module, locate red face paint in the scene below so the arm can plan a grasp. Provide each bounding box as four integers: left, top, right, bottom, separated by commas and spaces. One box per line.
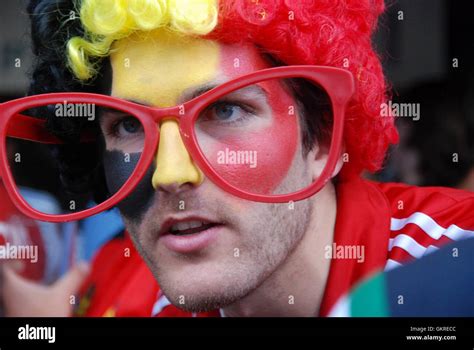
198, 45, 299, 194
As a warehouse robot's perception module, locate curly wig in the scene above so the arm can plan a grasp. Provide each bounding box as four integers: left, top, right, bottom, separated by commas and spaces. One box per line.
28, 0, 398, 187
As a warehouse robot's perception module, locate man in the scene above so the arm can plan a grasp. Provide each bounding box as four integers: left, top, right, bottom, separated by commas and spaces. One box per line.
1, 0, 473, 317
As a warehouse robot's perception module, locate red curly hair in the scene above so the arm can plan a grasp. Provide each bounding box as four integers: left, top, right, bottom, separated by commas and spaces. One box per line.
207, 0, 399, 177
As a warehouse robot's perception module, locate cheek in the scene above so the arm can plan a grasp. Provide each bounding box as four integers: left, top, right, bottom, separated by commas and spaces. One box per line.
207, 106, 299, 195
210, 45, 300, 194
103, 150, 155, 222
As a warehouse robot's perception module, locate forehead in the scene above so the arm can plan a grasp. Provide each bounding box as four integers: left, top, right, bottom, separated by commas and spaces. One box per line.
110, 29, 270, 107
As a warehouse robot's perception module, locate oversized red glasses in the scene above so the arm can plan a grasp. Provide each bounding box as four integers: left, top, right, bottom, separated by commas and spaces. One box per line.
0, 65, 354, 222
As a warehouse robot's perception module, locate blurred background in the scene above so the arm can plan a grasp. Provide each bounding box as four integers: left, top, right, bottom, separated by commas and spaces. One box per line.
373, 0, 474, 190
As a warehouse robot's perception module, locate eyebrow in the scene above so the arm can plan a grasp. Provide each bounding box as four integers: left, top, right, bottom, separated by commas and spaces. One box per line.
187, 83, 219, 101
122, 81, 269, 107
127, 99, 152, 107
119, 84, 220, 107
184, 82, 268, 103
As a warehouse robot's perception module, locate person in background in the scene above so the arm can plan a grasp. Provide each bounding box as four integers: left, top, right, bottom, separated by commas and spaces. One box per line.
0, 178, 89, 316
385, 78, 474, 190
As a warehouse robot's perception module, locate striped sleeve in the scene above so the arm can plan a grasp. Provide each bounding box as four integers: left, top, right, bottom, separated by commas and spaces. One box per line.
385, 194, 474, 270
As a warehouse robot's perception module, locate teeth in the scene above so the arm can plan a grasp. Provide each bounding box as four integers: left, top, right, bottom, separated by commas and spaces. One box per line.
170, 221, 205, 232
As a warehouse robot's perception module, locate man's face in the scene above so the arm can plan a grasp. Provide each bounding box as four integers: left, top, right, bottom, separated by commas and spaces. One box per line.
106, 29, 319, 312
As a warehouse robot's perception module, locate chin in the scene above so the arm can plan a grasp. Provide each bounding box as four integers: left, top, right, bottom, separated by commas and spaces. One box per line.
158, 276, 242, 313
154, 258, 256, 312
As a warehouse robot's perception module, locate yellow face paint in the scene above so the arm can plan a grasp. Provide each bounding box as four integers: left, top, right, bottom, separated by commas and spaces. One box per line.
111, 29, 220, 107
152, 119, 203, 188
110, 29, 220, 188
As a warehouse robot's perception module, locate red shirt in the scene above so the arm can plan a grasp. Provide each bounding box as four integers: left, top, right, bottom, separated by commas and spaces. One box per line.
77, 177, 474, 317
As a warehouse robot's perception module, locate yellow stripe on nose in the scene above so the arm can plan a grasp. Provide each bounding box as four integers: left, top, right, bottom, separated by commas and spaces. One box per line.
152, 119, 203, 189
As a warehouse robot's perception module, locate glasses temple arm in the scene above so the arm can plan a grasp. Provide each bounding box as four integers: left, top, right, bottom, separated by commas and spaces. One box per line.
7, 114, 96, 144
7, 114, 64, 144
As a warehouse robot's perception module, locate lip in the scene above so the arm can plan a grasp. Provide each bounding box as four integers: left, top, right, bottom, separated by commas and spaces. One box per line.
157, 215, 224, 254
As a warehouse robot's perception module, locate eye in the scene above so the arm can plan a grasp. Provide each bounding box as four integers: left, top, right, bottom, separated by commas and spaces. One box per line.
213, 103, 240, 121
205, 101, 254, 124
116, 116, 142, 136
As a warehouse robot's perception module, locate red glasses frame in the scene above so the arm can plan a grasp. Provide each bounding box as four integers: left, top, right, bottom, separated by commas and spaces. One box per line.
0, 65, 354, 222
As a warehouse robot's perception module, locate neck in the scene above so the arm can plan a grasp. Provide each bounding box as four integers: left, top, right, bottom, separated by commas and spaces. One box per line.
223, 183, 337, 317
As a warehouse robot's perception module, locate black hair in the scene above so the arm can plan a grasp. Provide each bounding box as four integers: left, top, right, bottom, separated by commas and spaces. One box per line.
27, 0, 113, 207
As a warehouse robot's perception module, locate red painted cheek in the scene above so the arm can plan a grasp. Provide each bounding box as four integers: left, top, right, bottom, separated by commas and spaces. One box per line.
207, 110, 298, 195
207, 43, 300, 194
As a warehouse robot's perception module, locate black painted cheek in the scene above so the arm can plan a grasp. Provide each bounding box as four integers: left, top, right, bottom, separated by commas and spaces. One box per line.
103, 150, 156, 222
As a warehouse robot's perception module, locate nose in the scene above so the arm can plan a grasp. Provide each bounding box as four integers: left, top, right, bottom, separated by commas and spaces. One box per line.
152, 119, 204, 193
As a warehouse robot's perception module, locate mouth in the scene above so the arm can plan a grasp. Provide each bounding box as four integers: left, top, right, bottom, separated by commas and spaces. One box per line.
168, 221, 220, 236
158, 217, 225, 254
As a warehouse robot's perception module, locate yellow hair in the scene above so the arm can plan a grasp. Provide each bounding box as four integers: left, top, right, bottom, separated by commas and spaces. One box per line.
67, 0, 218, 81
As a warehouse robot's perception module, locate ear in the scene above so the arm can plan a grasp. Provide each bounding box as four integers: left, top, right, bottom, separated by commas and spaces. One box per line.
308, 142, 346, 181
331, 144, 345, 178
